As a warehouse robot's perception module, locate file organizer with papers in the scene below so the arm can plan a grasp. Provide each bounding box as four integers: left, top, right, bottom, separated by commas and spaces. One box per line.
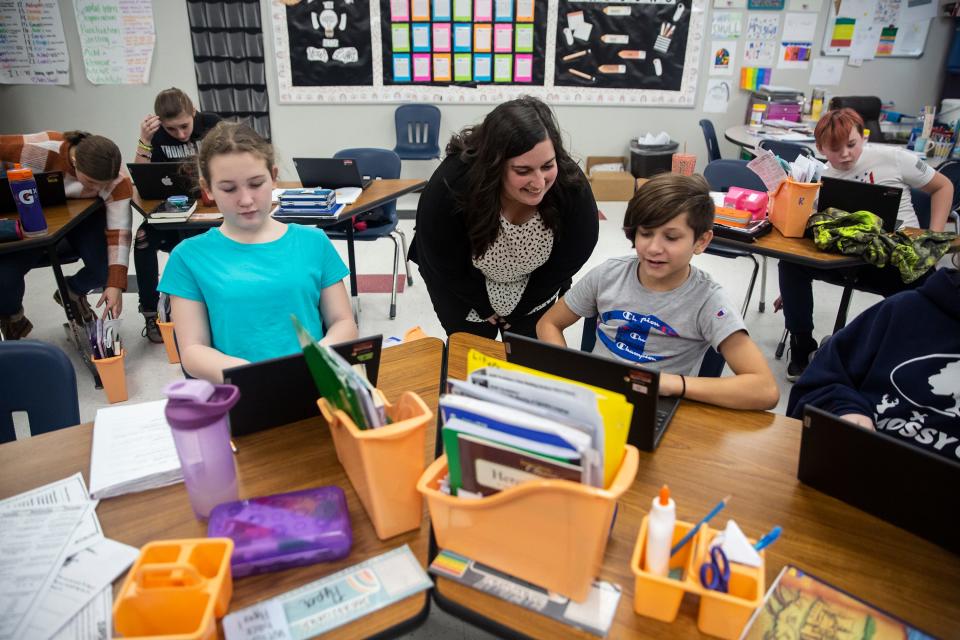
418, 445, 639, 602
318, 391, 432, 540
630, 518, 765, 639
113, 538, 234, 640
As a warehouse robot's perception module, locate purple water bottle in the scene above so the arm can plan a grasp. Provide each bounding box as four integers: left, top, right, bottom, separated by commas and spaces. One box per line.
164, 379, 241, 519
7, 164, 47, 237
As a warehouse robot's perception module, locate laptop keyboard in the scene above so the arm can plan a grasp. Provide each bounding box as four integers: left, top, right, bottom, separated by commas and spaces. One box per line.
655, 409, 669, 432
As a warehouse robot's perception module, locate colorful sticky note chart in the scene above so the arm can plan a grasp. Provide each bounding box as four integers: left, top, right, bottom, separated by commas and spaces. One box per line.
453, 24, 472, 51
433, 23, 452, 51
453, 0, 472, 21
393, 54, 412, 81
739, 66, 771, 91
877, 26, 897, 56
514, 54, 533, 82
433, 53, 452, 80
411, 23, 431, 51
474, 23, 493, 51
391, 0, 410, 21
494, 0, 513, 21
515, 23, 534, 52
493, 54, 512, 82
474, 53, 492, 81
830, 17, 855, 48
494, 24, 513, 52
516, 0, 534, 21
392, 24, 411, 52
474, 0, 493, 22
454, 53, 472, 80
433, 0, 452, 20
413, 53, 432, 81
411, 0, 431, 20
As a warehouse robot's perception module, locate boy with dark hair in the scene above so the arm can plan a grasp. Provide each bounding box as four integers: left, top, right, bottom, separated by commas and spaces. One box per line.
537, 173, 779, 410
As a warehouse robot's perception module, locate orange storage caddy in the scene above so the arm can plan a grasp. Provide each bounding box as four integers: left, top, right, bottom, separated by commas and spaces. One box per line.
157, 321, 180, 364
93, 349, 128, 404
318, 390, 432, 540
630, 518, 765, 639
114, 538, 234, 640
418, 445, 640, 602
769, 178, 820, 238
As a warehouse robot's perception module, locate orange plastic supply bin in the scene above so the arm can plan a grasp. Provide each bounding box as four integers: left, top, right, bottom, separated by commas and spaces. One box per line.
418, 445, 639, 602
93, 349, 128, 404
630, 517, 702, 622
318, 390, 432, 540
113, 538, 234, 640
157, 321, 180, 364
769, 178, 820, 238
695, 529, 765, 640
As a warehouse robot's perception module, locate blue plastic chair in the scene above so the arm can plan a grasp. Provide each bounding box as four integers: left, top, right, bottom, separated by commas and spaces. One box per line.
393, 104, 441, 160
699, 119, 722, 164
328, 148, 410, 319
757, 139, 814, 163
580, 316, 726, 376
0, 340, 80, 443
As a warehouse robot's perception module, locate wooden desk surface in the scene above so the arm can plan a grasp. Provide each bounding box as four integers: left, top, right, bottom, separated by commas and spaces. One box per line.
0, 198, 102, 255
711, 225, 862, 268
134, 179, 425, 228
437, 333, 960, 639
0, 337, 445, 640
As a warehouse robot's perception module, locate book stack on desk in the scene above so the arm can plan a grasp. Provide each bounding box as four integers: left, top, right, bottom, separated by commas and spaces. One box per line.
274, 188, 344, 218
147, 198, 198, 224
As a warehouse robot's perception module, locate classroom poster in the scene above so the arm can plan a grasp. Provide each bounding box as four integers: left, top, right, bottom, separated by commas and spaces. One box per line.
745, 13, 779, 40
0, 0, 70, 85
74, 0, 155, 84
711, 11, 743, 38
747, 0, 784, 8
777, 12, 814, 69
282, 0, 374, 87
709, 39, 737, 74
703, 78, 732, 112
821, 0, 931, 57
743, 39, 776, 65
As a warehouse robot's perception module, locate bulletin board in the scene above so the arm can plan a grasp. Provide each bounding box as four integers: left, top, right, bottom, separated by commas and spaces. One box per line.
271, 0, 705, 105
821, 0, 932, 58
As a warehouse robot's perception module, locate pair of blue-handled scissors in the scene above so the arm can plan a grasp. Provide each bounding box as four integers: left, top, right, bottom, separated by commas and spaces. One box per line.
699, 546, 730, 593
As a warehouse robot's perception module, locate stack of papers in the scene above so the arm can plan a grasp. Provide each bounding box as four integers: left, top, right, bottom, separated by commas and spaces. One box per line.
0, 474, 138, 640
88, 399, 183, 500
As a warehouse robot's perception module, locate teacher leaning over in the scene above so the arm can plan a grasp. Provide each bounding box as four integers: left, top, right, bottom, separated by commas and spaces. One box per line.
410, 96, 599, 338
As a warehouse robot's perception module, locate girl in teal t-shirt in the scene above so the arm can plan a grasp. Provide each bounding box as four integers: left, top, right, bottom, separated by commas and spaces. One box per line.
158, 122, 357, 382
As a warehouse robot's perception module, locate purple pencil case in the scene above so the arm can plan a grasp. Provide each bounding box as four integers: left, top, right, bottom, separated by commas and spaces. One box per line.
207, 486, 352, 577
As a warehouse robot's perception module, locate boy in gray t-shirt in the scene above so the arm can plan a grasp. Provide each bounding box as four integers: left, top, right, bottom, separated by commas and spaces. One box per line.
537, 173, 778, 411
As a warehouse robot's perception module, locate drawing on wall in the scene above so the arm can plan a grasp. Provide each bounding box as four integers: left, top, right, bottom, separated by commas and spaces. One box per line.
709, 39, 737, 75
0, 0, 70, 85
711, 11, 743, 38
703, 77, 732, 112
821, 0, 932, 57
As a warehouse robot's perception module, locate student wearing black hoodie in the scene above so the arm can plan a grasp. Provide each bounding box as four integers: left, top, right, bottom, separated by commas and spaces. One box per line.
788, 267, 960, 463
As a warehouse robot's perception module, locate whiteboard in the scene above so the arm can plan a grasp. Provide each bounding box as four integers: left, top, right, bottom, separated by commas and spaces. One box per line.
821, 0, 931, 58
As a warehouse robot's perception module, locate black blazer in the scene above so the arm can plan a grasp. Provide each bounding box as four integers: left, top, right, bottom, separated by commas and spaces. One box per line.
410, 154, 599, 322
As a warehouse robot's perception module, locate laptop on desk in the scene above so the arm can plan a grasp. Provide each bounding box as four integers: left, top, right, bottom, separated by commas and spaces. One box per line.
0, 170, 66, 213
127, 162, 198, 200
502, 332, 680, 452
818, 176, 902, 232
222, 335, 382, 437
798, 406, 960, 554
293, 158, 373, 190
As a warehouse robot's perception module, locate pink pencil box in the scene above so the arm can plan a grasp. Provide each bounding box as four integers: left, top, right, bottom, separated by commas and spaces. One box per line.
724, 187, 769, 221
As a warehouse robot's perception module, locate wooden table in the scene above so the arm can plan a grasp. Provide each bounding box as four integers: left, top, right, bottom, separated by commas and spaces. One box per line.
133, 179, 425, 315
0, 198, 104, 384
432, 333, 960, 639
0, 337, 445, 639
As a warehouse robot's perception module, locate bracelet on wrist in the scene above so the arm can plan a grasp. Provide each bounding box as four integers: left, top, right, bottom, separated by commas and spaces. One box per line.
679, 374, 686, 399
136, 153, 151, 159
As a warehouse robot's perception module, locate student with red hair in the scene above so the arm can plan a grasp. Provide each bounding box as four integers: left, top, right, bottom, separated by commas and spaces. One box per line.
778, 108, 953, 380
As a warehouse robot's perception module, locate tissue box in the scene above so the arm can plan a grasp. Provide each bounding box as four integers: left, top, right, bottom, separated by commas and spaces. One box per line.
724, 187, 769, 221
587, 156, 636, 201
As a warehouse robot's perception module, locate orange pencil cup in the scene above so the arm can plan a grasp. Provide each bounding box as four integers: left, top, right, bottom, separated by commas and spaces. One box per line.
93, 349, 127, 404
630, 517, 702, 622
318, 390, 432, 540
769, 178, 820, 238
114, 538, 234, 640
695, 529, 765, 640
418, 445, 639, 602
157, 321, 180, 364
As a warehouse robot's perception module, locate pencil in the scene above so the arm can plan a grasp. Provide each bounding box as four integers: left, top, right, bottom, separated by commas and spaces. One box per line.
670, 495, 731, 556
563, 49, 590, 61
598, 64, 626, 74
569, 68, 595, 81
618, 49, 647, 59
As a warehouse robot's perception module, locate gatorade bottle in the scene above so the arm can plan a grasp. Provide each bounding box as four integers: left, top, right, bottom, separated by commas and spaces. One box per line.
6, 164, 47, 237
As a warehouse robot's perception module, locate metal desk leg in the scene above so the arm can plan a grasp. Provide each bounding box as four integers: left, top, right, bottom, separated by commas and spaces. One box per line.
48, 245, 102, 388
759, 256, 767, 312
833, 272, 857, 335
345, 223, 360, 322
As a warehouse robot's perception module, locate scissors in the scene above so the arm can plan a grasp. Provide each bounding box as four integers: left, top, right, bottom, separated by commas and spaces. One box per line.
699, 546, 730, 593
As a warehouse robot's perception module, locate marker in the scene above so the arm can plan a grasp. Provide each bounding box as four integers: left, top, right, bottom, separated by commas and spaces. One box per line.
603, 6, 631, 15
670, 495, 731, 556
672, 3, 685, 21
598, 64, 626, 74
753, 526, 782, 552
562, 49, 590, 61
653, 58, 663, 76
618, 49, 647, 59
600, 34, 629, 44
569, 68, 595, 82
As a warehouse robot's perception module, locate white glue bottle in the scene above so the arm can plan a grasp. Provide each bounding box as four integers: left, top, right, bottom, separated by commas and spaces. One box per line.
644, 484, 676, 577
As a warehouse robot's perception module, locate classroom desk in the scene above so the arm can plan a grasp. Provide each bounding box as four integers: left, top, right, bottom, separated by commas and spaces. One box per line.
431, 332, 960, 639
0, 198, 105, 385
133, 179, 426, 315
0, 336, 445, 639
723, 124, 822, 159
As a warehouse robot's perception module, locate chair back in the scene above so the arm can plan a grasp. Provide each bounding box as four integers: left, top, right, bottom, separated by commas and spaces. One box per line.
828, 96, 884, 143
0, 340, 79, 443
699, 119, 722, 163
703, 159, 767, 192
393, 104, 441, 160
757, 139, 814, 163
334, 148, 402, 225
910, 187, 931, 229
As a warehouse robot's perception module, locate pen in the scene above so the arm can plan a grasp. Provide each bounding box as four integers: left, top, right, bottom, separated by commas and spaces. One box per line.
670, 495, 731, 556
754, 525, 782, 551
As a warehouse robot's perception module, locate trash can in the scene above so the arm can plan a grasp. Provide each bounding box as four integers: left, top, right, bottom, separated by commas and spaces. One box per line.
630, 140, 679, 178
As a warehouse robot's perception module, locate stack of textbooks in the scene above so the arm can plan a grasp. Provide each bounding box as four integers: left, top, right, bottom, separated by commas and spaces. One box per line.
293, 317, 386, 429
439, 353, 633, 498
147, 197, 197, 224
274, 188, 344, 219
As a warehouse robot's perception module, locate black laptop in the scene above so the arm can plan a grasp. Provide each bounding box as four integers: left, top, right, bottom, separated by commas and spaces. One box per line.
127, 162, 197, 200
0, 170, 66, 213
222, 335, 382, 437
818, 176, 903, 232
293, 158, 373, 190
502, 332, 680, 452
799, 406, 960, 554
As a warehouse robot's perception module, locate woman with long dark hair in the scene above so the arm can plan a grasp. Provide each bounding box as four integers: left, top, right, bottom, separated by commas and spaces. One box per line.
410, 97, 598, 338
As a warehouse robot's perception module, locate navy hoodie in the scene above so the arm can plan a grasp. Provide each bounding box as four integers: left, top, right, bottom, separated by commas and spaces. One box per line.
788, 268, 960, 463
